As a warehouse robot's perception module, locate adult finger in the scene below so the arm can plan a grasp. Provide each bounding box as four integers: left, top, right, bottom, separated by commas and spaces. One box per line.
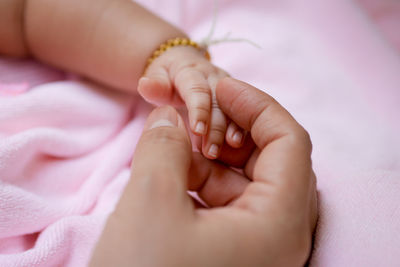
216, 78, 313, 212
129, 105, 193, 214
187, 152, 250, 207
217, 134, 256, 168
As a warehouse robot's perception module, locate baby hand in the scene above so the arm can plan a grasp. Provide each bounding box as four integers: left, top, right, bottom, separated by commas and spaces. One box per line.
138, 45, 244, 159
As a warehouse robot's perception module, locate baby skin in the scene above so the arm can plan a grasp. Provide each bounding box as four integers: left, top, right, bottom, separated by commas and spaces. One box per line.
0, 0, 244, 159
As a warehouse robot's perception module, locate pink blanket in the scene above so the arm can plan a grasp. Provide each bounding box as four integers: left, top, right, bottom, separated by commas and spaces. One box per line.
1, 0, 399, 266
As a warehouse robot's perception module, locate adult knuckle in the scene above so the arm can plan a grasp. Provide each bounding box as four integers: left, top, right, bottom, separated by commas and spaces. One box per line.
292, 126, 312, 151
228, 88, 270, 130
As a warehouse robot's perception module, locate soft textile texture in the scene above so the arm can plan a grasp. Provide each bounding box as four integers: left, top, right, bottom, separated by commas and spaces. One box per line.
0, 0, 399, 266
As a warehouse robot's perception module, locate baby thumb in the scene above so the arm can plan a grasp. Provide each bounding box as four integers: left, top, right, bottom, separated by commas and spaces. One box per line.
138, 70, 182, 106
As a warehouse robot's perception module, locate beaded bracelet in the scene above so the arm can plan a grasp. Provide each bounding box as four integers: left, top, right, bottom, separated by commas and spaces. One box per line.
144, 37, 211, 72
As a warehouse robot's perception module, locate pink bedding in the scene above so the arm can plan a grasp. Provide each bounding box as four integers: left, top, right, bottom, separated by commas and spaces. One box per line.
1, 0, 399, 266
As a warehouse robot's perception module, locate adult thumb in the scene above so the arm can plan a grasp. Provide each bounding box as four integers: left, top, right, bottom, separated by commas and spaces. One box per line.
129, 105, 193, 214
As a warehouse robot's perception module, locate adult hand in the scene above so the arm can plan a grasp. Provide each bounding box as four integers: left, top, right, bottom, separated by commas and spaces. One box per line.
90, 77, 317, 267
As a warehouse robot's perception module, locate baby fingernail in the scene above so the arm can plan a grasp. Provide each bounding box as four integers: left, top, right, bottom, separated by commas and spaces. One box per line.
138, 77, 150, 87
208, 144, 219, 159
195, 121, 206, 135
233, 131, 243, 144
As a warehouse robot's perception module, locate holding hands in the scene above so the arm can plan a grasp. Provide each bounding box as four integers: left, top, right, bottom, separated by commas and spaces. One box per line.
138, 42, 244, 159
91, 78, 317, 267
0, 0, 316, 265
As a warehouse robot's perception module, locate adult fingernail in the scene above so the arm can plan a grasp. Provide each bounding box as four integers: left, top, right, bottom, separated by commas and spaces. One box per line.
195, 121, 206, 135
145, 106, 179, 130
232, 131, 243, 144
150, 119, 176, 129
208, 144, 219, 159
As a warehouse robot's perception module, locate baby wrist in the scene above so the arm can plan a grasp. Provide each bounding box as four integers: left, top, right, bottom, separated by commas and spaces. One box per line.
144, 37, 210, 72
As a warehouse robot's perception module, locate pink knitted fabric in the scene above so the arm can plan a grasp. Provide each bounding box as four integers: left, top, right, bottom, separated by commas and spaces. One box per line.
1, 0, 400, 266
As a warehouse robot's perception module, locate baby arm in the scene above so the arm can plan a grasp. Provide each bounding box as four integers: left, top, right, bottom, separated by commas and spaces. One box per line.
0, 0, 243, 158
0, 0, 185, 91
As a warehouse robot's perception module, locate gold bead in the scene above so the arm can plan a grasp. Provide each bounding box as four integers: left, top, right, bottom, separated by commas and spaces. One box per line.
181, 39, 188, 45
173, 39, 180, 45
160, 44, 168, 51
154, 50, 161, 57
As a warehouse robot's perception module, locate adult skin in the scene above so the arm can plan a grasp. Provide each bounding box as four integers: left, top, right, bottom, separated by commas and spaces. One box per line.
90, 77, 318, 267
